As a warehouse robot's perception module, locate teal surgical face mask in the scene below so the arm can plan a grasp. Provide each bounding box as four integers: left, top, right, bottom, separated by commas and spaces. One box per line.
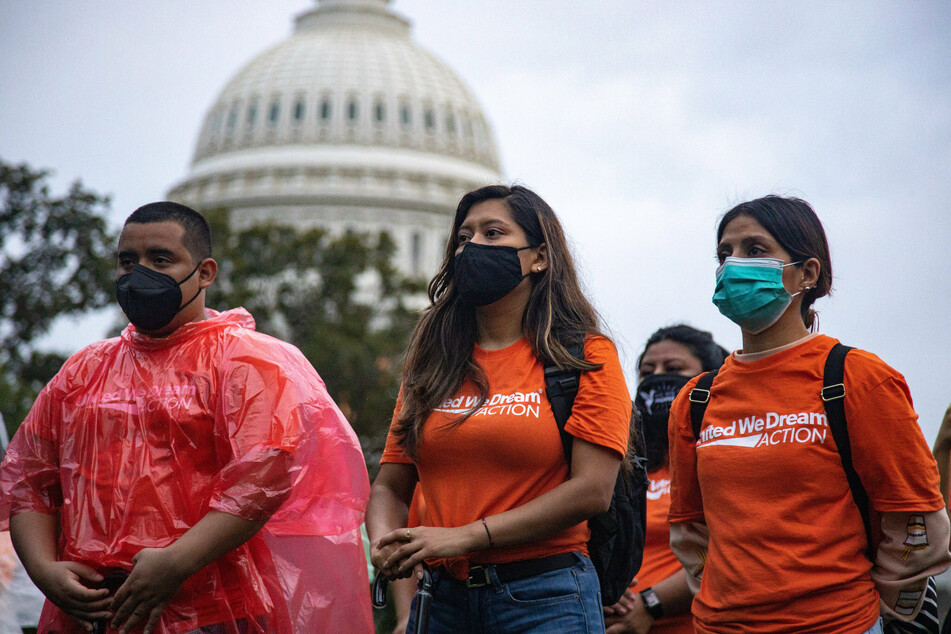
712, 257, 803, 334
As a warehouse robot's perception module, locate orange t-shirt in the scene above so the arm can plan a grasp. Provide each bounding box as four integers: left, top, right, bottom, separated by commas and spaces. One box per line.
628, 464, 693, 633
381, 336, 631, 579
668, 334, 944, 633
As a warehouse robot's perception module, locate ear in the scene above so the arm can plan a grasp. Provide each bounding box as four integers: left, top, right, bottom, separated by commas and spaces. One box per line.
198, 258, 218, 289
530, 243, 548, 274
799, 257, 820, 290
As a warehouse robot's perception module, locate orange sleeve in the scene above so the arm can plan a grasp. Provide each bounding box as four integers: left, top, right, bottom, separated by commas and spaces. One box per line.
845, 351, 944, 513
381, 386, 413, 465
563, 336, 631, 458
667, 375, 704, 524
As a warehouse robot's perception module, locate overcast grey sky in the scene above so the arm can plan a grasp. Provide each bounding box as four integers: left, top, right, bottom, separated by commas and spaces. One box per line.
2, 1, 950, 442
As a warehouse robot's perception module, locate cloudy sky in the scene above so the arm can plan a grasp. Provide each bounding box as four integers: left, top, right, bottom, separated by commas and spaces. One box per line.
2, 1, 950, 442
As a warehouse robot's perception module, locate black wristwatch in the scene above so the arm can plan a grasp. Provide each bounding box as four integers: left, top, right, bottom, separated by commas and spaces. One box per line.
640, 587, 664, 619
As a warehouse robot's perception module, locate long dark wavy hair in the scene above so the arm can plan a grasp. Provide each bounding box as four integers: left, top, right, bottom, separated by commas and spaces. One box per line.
394, 184, 605, 458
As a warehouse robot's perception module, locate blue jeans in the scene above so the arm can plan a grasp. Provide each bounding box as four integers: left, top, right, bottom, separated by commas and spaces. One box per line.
406, 553, 604, 634
862, 618, 883, 634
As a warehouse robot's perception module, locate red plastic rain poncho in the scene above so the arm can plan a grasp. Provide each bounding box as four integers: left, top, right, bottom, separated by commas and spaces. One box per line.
0, 308, 373, 633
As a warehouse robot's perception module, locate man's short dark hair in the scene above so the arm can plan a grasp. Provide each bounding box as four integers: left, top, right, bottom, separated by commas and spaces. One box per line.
125, 201, 212, 262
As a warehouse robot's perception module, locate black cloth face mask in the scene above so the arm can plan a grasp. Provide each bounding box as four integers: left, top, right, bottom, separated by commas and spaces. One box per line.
635, 373, 691, 472
453, 242, 534, 306
115, 263, 202, 332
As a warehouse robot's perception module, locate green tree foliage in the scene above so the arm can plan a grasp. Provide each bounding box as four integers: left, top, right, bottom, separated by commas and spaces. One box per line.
204, 209, 423, 474
0, 160, 116, 438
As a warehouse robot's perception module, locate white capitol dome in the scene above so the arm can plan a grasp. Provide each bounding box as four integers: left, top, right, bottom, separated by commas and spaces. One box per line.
168, 0, 503, 278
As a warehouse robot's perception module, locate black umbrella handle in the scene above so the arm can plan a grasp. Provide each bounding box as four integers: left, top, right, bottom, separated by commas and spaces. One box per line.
371, 572, 389, 609
90, 569, 129, 634
413, 566, 434, 634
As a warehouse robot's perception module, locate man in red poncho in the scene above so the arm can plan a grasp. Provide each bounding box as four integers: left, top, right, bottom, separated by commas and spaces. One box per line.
0, 202, 374, 633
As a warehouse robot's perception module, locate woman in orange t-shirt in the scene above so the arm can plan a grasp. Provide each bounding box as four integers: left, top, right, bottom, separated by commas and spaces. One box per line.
604, 325, 726, 634
667, 196, 950, 633
366, 185, 631, 633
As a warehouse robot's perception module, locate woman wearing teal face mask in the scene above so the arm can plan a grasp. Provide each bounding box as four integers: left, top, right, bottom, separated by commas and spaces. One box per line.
665, 196, 950, 633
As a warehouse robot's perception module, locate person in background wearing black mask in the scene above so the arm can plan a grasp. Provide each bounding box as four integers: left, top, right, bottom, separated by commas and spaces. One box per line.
0, 202, 373, 633
367, 185, 632, 633
604, 325, 727, 634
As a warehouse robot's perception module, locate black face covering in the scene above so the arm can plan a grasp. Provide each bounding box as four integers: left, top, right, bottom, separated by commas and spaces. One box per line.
115, 263, 201, 332
635, 373, 691, 471
453, 242, 534, 306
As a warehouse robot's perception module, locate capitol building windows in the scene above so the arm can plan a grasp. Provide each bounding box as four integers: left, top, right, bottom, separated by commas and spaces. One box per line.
171, 0, 502, 281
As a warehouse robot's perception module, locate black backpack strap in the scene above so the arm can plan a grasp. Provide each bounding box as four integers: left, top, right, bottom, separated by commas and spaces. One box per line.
823, 343, 874, 560
544, 342, 585, 464
688, 370, 718, 439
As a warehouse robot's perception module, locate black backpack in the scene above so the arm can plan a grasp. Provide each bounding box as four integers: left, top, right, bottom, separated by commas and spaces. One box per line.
544, 343, 648, 606
689, 343, 938, 634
